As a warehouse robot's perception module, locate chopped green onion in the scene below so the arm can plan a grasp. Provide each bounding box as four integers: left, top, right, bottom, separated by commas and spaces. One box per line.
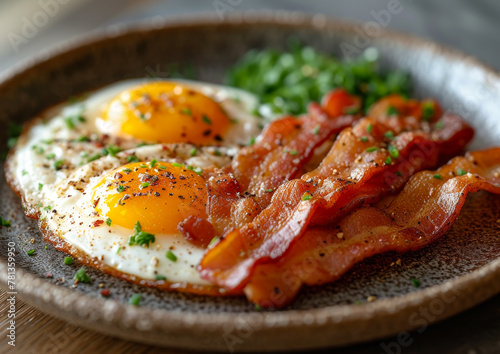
388, 145, 399, 159
150, 159, 157, 168
387, 106, 398, 116
457, 168, 467, 176
202, 115, 212, 125
74, 267, 91, 283
190, 148, 197, 157
313, 125, 320, 135
117, 185, 125, 192
166, 250, 178, 262
106, 218, 112, 226
38, 183, 43, 191
366, 146, 378, 153
128, 221, 155, 247
64, 257, 73, 265
411, 278, 421, 288
27, 249, 36, 256
302, 192, 313, 201
129, 293, 141, 306
366, 123, 373, 134
360, 136, 368, 143
155, 275, 167, 281
433, 174, 443, 180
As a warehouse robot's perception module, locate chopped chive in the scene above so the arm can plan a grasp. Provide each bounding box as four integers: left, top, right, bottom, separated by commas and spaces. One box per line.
434, 121, 445, 130
117, 185, 125, 192
248, 136, 256, 146
43, 205, 52, 211
38, 183, 43, 191
116, 246, 122, 254
46, 153, 56, 159
88, 154, 101, 162
106, 218, 112, 226
388, 145, 399, 159
255, 304, 262, 311
0, 217, 11, 227
457, 168, 467, 176
103, 145, 122, 157
190, 148, 197, 157
384, 131, 394, 139
387, 106, 398, 116
155, 275, 167, 281
202, 115, 212, 125
214, 149, 222, 156
128, 221, 155, 247
433, 174, 443, 180
289, 149, 298, 156
129, 293, 141, 306
159, 165, 167, 170
302, 192, 313, 201
366, 146, 379, 153
265, 188, 274, 193
123, 168, 132, 173
421, 101, 435, 121
150, 159, 157, 168
396, 171, 403, 176
366, 123, 373, 134
64, 117, 75, 129
126, 155, 139, 163
139, 164, 148, 168
27, 249, 36, 256
64, 256, 73, 265
360, 136, 368, 143
313, 124, 320, 135
76, 135, 90, 142
22, 170, 28, 176
166, 250, 177, 262
171, 162, 184, 168
385, 156, 392, 164
209, 236, 219, 247
140, 182, 150, 188
74, 267, 91, 283
411, 278, 421, 288
181, 108, 192, 116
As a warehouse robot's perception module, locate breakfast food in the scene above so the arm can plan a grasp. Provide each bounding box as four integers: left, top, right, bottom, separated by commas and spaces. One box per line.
4, 46, 500, 309
6, 79, 261, 214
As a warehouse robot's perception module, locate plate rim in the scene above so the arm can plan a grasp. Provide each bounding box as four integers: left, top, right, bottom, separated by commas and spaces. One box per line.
1, 10, 500, 352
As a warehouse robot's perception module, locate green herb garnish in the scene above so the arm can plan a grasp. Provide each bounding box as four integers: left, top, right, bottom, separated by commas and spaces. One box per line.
74, 267, 91, 283
129, 293, 141, 306
64, 257, 73, 265
128, 221, 155, 247
166, 250, 178, 262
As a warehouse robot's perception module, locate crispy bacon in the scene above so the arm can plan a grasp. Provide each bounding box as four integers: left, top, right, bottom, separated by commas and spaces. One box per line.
181, 89, 360, 239
231, 89, 359, 208
244, 148, 500, 307
199, 97, 474, 291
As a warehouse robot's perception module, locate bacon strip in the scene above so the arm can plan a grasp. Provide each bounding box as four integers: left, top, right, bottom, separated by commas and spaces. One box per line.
231, 89, 359, 208
180, 90, 359, 239
244, 148, 500, 307
199, 97, 474, 291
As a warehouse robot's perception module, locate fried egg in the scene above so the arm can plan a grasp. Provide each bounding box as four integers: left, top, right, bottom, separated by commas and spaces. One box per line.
39, 144, 230, 289
7, 79, 261, 209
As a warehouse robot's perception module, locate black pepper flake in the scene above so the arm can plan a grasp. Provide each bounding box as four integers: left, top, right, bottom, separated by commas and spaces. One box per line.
203, 129, 212, 136
154, 192, 160, 197
178, 195, 185, 200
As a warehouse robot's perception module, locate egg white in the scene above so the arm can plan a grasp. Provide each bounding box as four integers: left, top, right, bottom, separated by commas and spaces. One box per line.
40, 144, 230, 287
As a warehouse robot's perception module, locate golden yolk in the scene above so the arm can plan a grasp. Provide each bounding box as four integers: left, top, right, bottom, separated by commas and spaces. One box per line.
92, 161, 207, 234
103, 82, 231, 144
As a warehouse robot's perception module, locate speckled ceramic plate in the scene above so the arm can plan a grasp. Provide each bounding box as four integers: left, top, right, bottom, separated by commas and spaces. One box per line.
1, 12, 500, 352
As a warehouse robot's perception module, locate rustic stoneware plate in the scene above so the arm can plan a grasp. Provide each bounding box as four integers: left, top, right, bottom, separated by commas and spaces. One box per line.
1, 11, 500, 353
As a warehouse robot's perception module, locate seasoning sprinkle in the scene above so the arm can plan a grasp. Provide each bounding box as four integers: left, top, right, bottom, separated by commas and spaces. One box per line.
64, 257, 74, 265
433, 174, 443, 180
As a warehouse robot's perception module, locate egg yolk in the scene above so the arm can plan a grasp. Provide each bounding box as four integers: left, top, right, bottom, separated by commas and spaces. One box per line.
102, 82, 231, 144
92, 161, 208, 234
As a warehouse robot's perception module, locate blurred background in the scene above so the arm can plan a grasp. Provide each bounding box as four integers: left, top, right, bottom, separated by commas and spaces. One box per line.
0, 0, 500, 76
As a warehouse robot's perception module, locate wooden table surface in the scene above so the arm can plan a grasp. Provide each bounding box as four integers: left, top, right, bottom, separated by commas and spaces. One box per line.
1, 1, 500, 353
